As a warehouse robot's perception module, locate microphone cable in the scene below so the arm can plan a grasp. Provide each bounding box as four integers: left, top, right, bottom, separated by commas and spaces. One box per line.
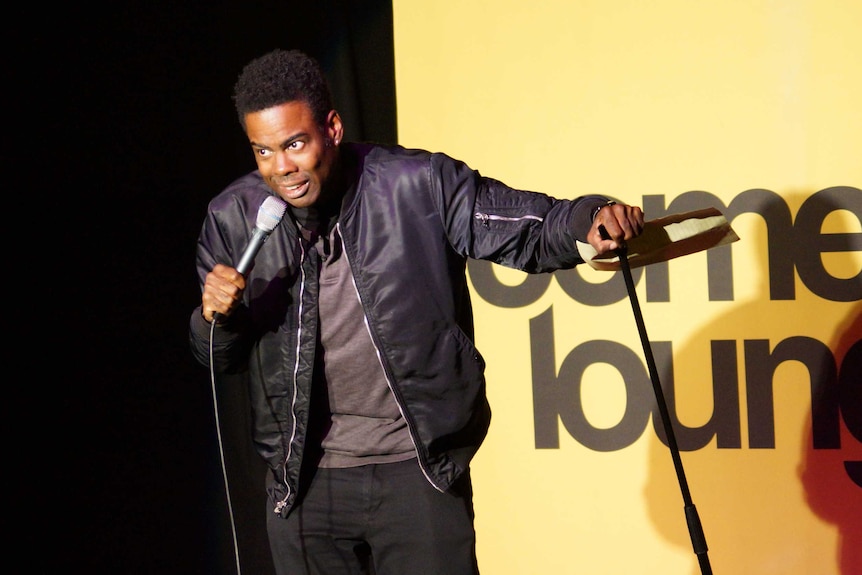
203, 195, 286, 575
208, 318, 243, 575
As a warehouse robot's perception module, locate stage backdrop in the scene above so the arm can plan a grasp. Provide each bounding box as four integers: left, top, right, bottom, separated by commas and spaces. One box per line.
392, 1, 861, 574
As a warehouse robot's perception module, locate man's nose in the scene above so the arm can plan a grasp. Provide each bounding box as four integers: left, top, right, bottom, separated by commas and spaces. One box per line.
274, 152, 297, 174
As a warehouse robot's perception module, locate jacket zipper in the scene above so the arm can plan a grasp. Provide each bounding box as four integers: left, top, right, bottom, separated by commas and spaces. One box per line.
273, 236, 307, 515
474, 212, 543, 228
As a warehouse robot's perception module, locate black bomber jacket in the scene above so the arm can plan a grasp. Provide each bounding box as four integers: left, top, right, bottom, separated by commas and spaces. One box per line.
189, 143, 607, 517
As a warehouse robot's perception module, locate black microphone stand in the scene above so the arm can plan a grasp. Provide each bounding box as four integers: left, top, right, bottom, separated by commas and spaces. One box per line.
615, 244, 713, 575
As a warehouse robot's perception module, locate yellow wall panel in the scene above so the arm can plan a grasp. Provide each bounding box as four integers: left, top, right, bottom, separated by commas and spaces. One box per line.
393, 1, 861, 574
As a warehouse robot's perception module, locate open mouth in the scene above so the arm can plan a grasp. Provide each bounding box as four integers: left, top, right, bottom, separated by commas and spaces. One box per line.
278, 180, 310, 199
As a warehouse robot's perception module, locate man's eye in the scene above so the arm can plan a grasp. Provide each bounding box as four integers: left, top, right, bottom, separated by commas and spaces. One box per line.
256, 148, 271, 157
288, 141, 304, 151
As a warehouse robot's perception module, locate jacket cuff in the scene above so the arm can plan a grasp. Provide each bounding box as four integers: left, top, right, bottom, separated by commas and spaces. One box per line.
571, 195, 611, 242
190, 306, 214, 337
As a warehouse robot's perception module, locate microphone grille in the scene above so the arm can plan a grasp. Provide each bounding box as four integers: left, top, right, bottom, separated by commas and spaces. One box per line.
257, 196, 288, 233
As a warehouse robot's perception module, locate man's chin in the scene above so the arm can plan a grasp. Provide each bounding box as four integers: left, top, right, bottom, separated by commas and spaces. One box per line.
285, 193, 322, 210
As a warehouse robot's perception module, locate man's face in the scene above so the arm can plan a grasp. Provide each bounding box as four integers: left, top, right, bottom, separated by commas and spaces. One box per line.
244, 101, 343, 209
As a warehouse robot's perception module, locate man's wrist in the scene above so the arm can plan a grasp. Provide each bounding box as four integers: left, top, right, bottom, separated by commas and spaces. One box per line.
591, 200, 617, 222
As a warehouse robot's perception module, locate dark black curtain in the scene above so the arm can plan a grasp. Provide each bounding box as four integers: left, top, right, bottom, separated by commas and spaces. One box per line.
17, 2, 395, 573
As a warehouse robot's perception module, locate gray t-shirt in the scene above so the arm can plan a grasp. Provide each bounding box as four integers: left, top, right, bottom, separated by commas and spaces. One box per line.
312, 225, 416, 468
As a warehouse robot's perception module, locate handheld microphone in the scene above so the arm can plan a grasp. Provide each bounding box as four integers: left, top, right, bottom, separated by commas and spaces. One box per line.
236, 195, 288, 275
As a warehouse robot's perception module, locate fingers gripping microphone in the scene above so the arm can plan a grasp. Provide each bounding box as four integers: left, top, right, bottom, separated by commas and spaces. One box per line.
236, 195, 288, 275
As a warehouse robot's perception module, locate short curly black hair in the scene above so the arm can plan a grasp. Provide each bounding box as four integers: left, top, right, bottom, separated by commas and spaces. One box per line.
232, 49, 334, 130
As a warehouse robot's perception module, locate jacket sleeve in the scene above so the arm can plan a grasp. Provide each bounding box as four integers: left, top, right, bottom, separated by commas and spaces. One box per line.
429, 152, 608, 273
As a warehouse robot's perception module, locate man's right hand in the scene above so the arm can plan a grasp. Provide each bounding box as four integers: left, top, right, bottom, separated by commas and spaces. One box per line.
201, 263, 246, 323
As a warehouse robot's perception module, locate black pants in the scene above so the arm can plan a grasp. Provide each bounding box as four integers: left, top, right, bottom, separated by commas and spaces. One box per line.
266, 459, 479, 575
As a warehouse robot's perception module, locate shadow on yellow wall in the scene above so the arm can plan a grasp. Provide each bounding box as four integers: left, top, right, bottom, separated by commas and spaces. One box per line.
800, 303, 861, 575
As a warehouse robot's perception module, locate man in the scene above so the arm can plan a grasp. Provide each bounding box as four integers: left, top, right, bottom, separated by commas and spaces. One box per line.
190, 48, 644, 575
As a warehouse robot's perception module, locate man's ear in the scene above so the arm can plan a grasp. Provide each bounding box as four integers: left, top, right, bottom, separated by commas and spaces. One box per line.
327, 110, 344, 146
